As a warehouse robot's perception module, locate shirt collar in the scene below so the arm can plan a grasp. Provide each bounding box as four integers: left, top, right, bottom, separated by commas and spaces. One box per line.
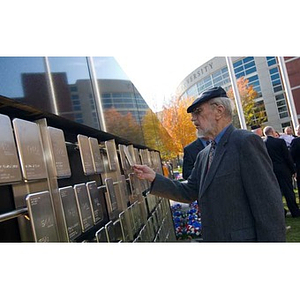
214, 124, 231, 145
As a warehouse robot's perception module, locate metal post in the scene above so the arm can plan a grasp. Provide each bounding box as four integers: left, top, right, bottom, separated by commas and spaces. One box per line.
87, 57, 107, 132
44, 57, 59, 115
225, 57, 247, 129
277, 57, 299, 132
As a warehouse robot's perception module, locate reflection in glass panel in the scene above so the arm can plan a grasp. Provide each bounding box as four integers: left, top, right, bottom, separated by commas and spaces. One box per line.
92, 57, 149, 145
47, 57, 100, 129
0, 56, 173, 153
0, 57, 53, 111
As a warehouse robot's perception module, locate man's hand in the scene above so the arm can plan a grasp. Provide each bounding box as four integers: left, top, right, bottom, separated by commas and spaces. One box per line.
133, 164, 156, 182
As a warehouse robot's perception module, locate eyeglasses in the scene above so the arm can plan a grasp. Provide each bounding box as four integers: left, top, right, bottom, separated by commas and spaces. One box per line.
191, 103, 219, 117
191, 107, 203, 117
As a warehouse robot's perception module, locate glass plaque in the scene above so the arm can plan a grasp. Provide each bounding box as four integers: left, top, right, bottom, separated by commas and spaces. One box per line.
74, 183, 94, 232
118, 145, 131, 174
59, 186, 82, 241
119, 210, 131, 242
95, 227, 107, 242
88, 137, 105, 174
133, 147, 142, 164
12, 118, 47, 180
77, 134, 94, 175
129, 202, 140, 232
0, 114, 22, 183
105, 140, 117, 171
113, 219, 123, 242
105, 220, 116, 242
129, 173, 141, 196
26, 191, 59, 242
105, 178, 118, 212
147, 216, 155, 241
139, 149, 151, 166
86, 181, 104, 224
123, 145, 134, 167
121, 175, 130, 203
134, 202, 143, 229
48, 126, 71, 178
127, 204, 136, 234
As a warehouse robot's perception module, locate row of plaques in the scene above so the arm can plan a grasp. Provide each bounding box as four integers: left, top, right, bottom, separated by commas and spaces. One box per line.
135, 199, 174, 242
59, 181, 105, 241
95, 197, 174, 243
77, 136, 122, 175
26, 180, 109, 242
95, 200, 142, 242
0, 114, 72, 183
26, 188, 172, 242
0, 113, 126, 183
0, 112, 163, 184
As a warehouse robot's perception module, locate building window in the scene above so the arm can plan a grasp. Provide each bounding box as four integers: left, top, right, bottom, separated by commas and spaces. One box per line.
233, 57, 257, 79
196, 75, 213, 94
75, 113, 82, 117
281, 121, 291, 131
73, 105, 81, 111
266, 56, 277, 67
70, 86, 78, 92
270, 67, 289, 119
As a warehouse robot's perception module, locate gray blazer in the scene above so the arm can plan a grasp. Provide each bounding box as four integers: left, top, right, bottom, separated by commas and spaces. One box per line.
151, 124, 286, 242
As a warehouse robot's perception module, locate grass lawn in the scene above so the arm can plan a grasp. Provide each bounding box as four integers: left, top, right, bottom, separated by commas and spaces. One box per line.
284, 189, 300, 242
285, 215, 300, 242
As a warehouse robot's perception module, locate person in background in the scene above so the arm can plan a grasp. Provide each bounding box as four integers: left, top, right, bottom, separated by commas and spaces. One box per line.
263, 126, 300, 218
133, 86, 286, 242
290, 131, 300, 199
251, 125, 263, 137
182, 133, 210, 180
280, 126, 296, 149
274, 130, 281, 138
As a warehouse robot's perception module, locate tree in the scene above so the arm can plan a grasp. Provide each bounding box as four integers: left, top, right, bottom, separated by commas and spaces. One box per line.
160, 96, 197, 154
104, 108, 144, 144
227, 77, 266, 128
142, 109, 178, 160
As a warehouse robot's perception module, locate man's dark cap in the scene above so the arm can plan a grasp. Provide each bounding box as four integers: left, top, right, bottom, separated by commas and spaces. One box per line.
251, 125, 261, 130
187, 86, 228, 113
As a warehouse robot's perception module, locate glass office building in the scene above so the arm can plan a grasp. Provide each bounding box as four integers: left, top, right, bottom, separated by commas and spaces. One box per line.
0, 56, 153, 146
177, 56, 300, 132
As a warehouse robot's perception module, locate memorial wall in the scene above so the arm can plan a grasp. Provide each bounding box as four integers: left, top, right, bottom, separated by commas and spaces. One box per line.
0, 95, 176, 242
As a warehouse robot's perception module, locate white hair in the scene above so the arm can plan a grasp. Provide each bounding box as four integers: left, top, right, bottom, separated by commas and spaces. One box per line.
208, 96, 234, 119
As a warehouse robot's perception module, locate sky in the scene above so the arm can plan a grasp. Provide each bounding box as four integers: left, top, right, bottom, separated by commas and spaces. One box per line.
115, 53, 213, 112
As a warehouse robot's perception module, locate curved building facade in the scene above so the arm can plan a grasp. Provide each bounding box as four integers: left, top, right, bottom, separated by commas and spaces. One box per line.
177, 56, 300, 132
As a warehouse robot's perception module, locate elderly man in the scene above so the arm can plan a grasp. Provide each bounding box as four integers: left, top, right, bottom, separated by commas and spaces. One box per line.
251, 125, 263, 137
134, 86, 285, 242
280, 126, 296, 149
